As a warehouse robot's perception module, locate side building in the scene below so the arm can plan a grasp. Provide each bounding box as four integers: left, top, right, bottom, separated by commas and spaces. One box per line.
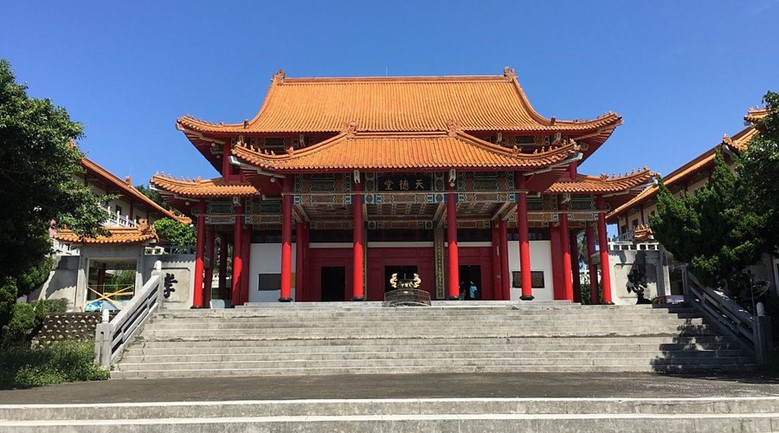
34, 151, 191, 311
606, 108, 774, 302
153, 67, 655, 307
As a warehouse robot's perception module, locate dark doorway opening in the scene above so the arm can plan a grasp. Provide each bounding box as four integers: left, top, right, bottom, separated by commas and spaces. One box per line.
459, 265, 482, 300
320, 266, 346, 301
384, 265, 419, 292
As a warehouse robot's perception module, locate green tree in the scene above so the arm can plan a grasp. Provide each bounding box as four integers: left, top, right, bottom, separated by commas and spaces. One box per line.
134, 184, 171, 211
650, 153, 766, 293
0, 59, 106, 335
737, 91, 779, 256
154, 218, 196, 247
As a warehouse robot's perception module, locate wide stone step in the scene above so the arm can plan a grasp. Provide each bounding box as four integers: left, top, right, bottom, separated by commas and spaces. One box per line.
155, 309, 697, 320
123, 341, 741, 357
142, 317, 705, 330
125, 334, 737, 348
135, 326, 720, 340
152, 306, 694, 319
2, 397, 777, 421
110, 362, 758, 379
120, 348, 746, 364
115, 355, 754, 373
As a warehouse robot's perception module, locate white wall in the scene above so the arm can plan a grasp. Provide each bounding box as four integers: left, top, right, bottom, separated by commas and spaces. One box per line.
248, 243, 296, 303
507, 240, 554, 301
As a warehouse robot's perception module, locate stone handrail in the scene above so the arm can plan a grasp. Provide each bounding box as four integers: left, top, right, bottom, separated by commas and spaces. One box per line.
94, 261, 164, 367
682, 267, 772, 366
102, 204, 138, 228
145, 245, 196, 255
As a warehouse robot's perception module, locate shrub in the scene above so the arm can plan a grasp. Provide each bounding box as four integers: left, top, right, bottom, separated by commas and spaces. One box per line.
1, 298, 69, 346
0, 341, 109, 389
1, 303, 36, 344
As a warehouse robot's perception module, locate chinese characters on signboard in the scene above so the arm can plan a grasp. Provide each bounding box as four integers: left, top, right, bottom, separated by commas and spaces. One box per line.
377, 175, 432, 192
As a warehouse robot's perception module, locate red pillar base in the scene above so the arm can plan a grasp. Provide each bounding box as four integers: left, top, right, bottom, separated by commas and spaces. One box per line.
520, 294, 535, 301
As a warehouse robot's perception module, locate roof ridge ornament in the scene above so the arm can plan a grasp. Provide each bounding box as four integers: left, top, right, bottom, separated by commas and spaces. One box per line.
272, 69, 286, 85
343, 121, 358, 137
503, 66, 516, 80
445, 119, 460, 137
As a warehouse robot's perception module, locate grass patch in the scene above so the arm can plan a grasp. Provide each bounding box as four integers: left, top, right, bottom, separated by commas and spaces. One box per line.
0, 341, 109, 389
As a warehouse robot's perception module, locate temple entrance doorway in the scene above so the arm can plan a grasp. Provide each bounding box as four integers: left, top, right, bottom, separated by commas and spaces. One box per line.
320, 266, 346, 301
459, 265, 482, 300
367, 247, 434, 301
85, 258, 138, 311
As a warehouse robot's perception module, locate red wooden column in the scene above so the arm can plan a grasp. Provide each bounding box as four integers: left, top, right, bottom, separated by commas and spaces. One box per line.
97, 263, 107, 289
499, 219, 510, 301
596, 196, 613, 304
559, 202, 573, 301
295, 222, 305, 301
585, 222, 599, 304
516, 174, 533, 300
570, 229, 582, 303
303, 223, 312, 301
446, 179, 460, 299
222, 142, 232, 178
241, 226, 251, 304
279, 176, 293, 302
192, 200, 207, 308
203, 225, 215, 308
231, 200, 243, 305
490, 223, 502, 300
352, 177, 365, 300
218, 235, 228, 300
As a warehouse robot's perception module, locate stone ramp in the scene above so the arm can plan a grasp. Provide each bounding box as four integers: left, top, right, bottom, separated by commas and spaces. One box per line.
1, 397, 777, 432
113, 303, 757, 379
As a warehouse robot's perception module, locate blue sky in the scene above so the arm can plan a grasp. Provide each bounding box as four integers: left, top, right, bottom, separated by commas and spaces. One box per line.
1, 1, 778, 187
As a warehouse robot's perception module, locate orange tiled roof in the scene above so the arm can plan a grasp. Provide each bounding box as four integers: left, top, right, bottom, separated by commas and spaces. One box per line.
721, 126, 759, 151
607, 108, 766, 221
55, 220, 158, 245
81, 155, 189, 224
548, 169, 656, 194
177, 68, 621, 136
150, 175, 258, 198
745, 107, 769, 124
232, 130, 582, 172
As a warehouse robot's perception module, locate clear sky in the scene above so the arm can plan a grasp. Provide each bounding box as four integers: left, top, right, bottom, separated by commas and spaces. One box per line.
1, 1, 778, 187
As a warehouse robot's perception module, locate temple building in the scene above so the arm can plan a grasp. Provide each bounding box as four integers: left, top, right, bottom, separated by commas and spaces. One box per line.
152, 67, 655, 306
607, 108, 776, 296
38, 152, 189, 310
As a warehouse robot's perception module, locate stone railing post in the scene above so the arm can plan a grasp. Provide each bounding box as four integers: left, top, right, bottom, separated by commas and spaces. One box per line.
94, 320, 113, 368
153, 260, 164, 305
754, 315, 773, 366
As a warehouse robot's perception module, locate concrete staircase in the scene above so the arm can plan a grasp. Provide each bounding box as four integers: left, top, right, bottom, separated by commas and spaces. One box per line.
112, 303, 756, 379
2, 397, 777, 432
